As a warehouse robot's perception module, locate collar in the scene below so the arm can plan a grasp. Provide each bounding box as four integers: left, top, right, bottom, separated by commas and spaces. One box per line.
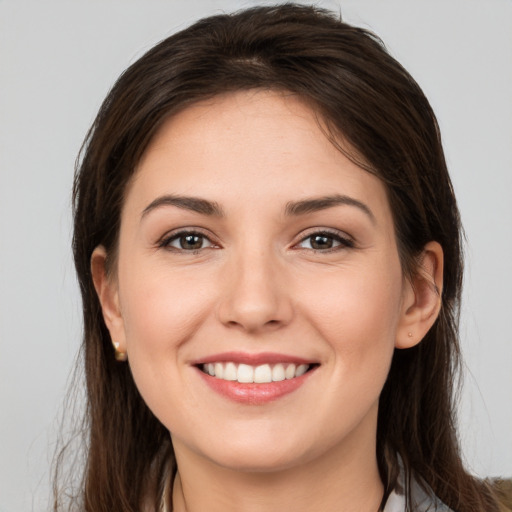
383, 470, 452, 512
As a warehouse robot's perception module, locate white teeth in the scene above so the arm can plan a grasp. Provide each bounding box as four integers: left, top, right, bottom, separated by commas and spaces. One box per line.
202, 362, 312, 382
254, 364, 272, 383
285, 364, 296, 380
214, 362, 224, 379
272, 364, 285, 382
224, 362, 237, 381
237, 363, 254, 383
295, 364, 308, 377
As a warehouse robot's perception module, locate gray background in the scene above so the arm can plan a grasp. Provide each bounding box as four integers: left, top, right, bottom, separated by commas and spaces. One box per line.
1, 0, 511, 510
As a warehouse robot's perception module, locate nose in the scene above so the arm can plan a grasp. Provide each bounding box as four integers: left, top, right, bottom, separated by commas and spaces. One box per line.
217, 248, 293, 333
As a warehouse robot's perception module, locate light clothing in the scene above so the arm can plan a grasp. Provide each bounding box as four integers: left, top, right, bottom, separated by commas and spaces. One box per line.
383, 470, 452, 512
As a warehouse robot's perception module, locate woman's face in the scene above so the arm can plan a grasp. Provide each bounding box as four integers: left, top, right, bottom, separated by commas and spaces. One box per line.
97, 90, 418, 473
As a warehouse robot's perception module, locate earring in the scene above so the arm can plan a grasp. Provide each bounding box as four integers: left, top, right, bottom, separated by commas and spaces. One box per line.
113, 341, 128, 362
408, 332, 413, 338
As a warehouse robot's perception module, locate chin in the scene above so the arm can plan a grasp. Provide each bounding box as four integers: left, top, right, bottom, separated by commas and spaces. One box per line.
209, 447, 309, 474
188, 426, 323, 475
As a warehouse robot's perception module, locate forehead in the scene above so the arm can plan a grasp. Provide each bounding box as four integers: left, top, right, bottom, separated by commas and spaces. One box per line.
127, 90, 391, 221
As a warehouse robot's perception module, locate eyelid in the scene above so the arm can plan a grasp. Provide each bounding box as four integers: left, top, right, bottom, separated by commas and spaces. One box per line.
157, 227, 220, 250
292, 227, 355, 251
155, 226, 354, 252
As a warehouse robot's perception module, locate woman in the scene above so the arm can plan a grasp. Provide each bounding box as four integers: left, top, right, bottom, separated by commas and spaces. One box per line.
56, 4, 504, 511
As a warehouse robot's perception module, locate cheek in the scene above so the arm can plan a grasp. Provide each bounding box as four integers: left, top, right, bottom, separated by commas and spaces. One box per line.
118, 261, 216, 353
116, 265, 217, 424
299, 259, 403, 373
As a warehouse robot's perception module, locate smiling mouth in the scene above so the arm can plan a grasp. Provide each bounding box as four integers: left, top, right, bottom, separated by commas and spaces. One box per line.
199, 362, 315, 383
194, 354, 319, 404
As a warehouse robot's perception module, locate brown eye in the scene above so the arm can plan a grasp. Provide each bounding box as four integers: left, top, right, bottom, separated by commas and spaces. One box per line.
162, 231, 215, 251
297, 231, 354, 251
310, 234, 334, 250
179, 234, 204, 250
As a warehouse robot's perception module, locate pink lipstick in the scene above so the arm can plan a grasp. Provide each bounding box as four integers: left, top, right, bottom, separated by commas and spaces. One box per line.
192, 352, 318, 405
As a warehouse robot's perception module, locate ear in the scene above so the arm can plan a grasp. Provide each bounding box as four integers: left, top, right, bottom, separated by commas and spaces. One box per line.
395, 241, 444, 349
91, 246, 127, 355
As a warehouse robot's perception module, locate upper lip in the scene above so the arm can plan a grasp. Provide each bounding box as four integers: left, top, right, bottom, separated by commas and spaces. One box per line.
190, 351, 317, 366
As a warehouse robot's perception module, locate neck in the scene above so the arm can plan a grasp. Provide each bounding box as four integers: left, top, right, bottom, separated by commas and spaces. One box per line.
171, 411, 384, 512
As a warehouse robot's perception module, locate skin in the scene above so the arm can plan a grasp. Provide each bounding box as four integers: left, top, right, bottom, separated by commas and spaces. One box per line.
92, 90, 443, 512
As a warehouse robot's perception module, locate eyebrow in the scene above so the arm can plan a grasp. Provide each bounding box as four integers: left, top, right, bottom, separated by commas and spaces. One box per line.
285, 194, 376, 223
141, 194, 225, 219
141, 193, 375, 223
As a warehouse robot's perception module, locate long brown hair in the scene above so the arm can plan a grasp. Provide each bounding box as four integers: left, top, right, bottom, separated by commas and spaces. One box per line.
55, 4, 501, 511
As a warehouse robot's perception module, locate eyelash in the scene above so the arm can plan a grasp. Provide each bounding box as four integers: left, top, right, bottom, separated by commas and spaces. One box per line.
157, 228, 355, 253
294, 229, 355, 252
158, 229, 217, 253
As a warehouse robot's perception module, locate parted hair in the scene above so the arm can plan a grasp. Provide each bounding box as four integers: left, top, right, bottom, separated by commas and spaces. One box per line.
56, 4, 501, 511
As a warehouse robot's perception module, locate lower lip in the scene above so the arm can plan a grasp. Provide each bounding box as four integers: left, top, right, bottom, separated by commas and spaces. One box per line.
196, 367, 316, 405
